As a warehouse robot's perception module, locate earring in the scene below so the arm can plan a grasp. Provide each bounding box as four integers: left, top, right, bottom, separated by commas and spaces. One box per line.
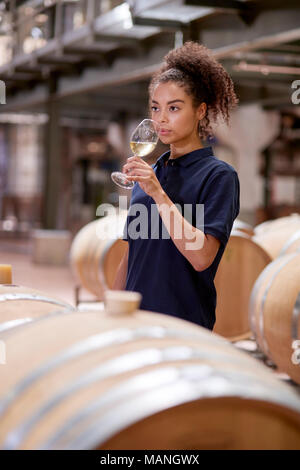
198, 121, 202, 137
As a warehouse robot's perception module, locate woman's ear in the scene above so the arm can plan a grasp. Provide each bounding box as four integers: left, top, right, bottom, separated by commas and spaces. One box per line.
197, 102, 207, 121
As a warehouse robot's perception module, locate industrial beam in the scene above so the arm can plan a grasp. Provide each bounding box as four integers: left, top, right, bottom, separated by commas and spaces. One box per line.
213, 28, 300, 59
15, 65, 45, 74
37, 56, 78, 65
0, 83, 48, 112
0, 71, 43, 81
93, 34, 140, 48
229, 50, 300, 66
185, 0, 300, 8
56, 37, 174, 98
62, 47, 107, 62
258, 45, 300, 54
184, 0, 250, 9
2, 5, 300, 113
132, 17, 185, 29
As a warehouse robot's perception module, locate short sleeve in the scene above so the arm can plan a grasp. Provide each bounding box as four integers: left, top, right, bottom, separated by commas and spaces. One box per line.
197, 169, 240, 247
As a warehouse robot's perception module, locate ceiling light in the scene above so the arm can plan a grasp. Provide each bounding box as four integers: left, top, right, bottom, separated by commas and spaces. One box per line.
31, 27, 43, 39
44, 0, 54, 7
36, 14, 48, 24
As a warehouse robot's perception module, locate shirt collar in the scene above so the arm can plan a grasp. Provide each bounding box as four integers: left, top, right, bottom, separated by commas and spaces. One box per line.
153, 146, 213, 169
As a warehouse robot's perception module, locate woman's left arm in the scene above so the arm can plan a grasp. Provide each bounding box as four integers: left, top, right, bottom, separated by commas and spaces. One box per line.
124, 156, 220, 272
152, 190, 220, 271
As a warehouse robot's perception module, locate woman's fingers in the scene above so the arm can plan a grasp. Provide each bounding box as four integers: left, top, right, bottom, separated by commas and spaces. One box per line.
128, 168, 149, 175
124, 160, 147, 168
124, 157, 149, 167
126, 169, 151, 178
123, 157, 159, 192
126, 174, 148, 181
127, 156, 144, 162
123, 162, 150, 174
123, 165, 149, 173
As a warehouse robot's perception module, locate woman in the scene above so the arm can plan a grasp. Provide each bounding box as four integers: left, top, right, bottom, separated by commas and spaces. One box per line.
113, 41, 240, 330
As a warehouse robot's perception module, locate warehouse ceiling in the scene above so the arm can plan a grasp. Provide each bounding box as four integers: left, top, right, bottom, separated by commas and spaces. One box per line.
0, 0, 299, 115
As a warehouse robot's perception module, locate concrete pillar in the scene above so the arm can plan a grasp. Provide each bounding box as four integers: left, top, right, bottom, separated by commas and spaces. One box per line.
43, 93, 62, 229
213, 103, 280, 224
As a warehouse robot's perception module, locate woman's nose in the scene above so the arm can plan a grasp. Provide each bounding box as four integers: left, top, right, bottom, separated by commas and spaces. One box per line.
159, 109, 168, 123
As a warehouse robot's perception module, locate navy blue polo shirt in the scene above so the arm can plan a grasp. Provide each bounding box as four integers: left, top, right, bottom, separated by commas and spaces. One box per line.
122, 146, 240, 330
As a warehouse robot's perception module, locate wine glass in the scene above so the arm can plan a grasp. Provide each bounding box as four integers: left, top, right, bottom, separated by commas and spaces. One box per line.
111, 119, 159, 189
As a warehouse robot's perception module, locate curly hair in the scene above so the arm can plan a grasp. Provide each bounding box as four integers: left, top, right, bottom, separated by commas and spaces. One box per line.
149, 41, 238, 139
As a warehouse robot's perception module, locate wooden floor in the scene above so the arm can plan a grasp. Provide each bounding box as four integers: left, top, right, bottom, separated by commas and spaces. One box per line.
0, 236, 100, 308
234, 338, 300, 395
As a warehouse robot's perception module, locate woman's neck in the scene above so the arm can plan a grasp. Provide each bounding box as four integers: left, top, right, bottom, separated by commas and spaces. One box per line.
169, 139, 204, 159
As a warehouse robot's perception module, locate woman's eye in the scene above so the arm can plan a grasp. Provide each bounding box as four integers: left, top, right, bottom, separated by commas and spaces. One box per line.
151, 106, 159, 112
170, 106, 179, 111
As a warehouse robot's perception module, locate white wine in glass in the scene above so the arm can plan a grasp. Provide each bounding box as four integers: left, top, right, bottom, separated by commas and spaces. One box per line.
111, 119, 159, 189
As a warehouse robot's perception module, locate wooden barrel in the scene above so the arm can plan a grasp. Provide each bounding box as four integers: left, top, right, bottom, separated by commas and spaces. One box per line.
0, 284, 75, 333
279, 229, 300, 256
232, 219, 254, 237
253, 218, 300, 259
254, 213, 300, 236
1, 309, 300, 450
213, 231, 272, 341
249, 251, 300, 385
70, 211, 128, 299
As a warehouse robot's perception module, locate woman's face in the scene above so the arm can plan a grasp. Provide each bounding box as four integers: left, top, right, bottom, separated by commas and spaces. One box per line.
150, 81, 206, 146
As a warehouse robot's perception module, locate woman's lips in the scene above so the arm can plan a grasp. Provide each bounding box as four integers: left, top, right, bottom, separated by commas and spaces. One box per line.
159, 129, 171, 136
